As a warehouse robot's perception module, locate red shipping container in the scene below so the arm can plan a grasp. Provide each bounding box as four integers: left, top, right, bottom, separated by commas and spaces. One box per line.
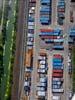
53, 69, 63, 73
52, 73, 63, 78
40, 36, 54, 39
40, 29, 53, 32
53, 54, 62, 59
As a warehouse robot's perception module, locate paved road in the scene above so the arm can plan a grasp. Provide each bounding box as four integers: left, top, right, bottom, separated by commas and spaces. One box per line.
30, 0, 40, 100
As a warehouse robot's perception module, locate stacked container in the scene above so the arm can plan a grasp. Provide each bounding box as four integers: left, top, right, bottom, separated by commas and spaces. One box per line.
39, 28, 64, 47
40, 0, 52, 25
57, 0, 65, 25
52, 54, 64, 93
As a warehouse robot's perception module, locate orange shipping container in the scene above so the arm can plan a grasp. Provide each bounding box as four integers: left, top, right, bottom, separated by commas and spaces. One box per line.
25, 50, 32, 67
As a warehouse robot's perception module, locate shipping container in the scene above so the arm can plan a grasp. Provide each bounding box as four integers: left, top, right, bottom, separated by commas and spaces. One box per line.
53, 58, 63, 63
39, 32, 54, 36
28, 29, 34, 33
28, 22, 34, 26
40, 0, 51, 5
52, 96, 61, 100
53, 54, 62, 58
53, 62, 63, 66
28, 33, 34, 38
54, 39, 64, 43
52, 73, 63, 78
40, 29, 53, 32
53, 66, 63, 70
28, 16, 34, 22
52, 88, 64, 93
52, 84, 61, 89
27, 41, 33, 46
28, 25, 34, 29
45, 39, 54, 43
53, 45, 64, 50
52, 78, 63, 81
25, 50, 32, 67
52, 80, 62, 85
37, 91, 46, 97
29, 0, 36, 3
53, 69, 63, 73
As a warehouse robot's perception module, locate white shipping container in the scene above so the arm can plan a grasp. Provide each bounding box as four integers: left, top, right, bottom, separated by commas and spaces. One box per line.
38, 69, 46, 73
28, 25, 34, 29
54, 39, 64, 42
53, 78, 61, 81
28, 22, 34, 26
40, 60, 45, 64
38, 56, 46, 60
27, 46, 33, 49
40, 77, 46, 83
52, 96, 61, 100
24, 81, 29, 86
27, 41, 33, 46
37, 91, 45, 96
52, 89, 64, 93
28, 33, 34, 38
40, 65, 46, 69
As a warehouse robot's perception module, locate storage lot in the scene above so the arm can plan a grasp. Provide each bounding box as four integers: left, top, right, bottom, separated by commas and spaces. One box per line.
22, 0, 73, 100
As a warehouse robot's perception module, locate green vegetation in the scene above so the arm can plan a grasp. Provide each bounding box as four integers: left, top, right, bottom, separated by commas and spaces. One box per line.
72, 46, 75, 92
0, 0, 18, 99
0, 9, 2, 24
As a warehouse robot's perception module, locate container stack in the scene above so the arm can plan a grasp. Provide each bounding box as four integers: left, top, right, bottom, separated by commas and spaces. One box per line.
57, 0, 65, 25
40, 0, 52, 25
39, 28, 64, 50
52, 54, 64, 93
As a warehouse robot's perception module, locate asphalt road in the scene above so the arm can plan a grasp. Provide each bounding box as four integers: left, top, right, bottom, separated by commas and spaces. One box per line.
30, 0, 40, 100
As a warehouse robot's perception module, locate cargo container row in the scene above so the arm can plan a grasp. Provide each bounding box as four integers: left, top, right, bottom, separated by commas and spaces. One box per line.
52, 54, 64, 94
40, 0, 52, 25
57, 0, 65, 25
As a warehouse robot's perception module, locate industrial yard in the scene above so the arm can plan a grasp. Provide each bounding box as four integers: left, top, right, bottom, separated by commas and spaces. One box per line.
0, 0, 75, 100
